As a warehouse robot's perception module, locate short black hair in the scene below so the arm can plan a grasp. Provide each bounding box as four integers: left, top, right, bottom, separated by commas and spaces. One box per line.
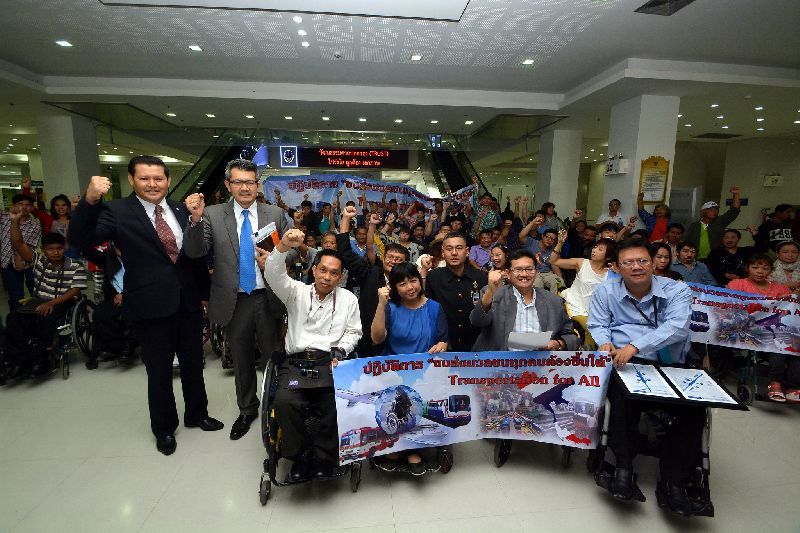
598, 221, 619, 233
593, 238, 618, 265
300, 200, 313, 209
128, 155, 169, 178
322, 202, 331, 209
723, 228, 742, 239
345, 200, 356, 207
584, 225, 598, 234
676, 240, 697, 252
11, 193, 34, 204
41, 232, 66, 247
775, 204, 793, 214
481, 192, 492, 199
478, 229, 493, 238
388, 262, 424, 302
667, 222, 685, 232
384, 243, 411, 260
397, 225, 411, 235
746, 253, 774, 270
542, 228, 558, 239
389, 199, 398, 205
314, 249, 343, 270
224, 158, 257, 180
508, 249, 536, 265
776, 240, 799, 253
442, 231, 467, 246
616, 238, 651, 257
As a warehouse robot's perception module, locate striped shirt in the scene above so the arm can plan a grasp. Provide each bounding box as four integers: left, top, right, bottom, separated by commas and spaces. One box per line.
512, 286, 541, 337
0, 213, 41, 268
32, 251, 88, 300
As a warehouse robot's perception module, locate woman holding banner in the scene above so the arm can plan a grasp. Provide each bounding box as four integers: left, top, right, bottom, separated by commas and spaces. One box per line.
370, 262, 449, 474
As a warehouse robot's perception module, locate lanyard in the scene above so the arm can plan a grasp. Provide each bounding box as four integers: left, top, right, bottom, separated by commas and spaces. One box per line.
629, 297, 658, 328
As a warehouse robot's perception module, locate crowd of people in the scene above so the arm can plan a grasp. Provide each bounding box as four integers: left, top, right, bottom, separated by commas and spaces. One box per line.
0, 155, 798, 517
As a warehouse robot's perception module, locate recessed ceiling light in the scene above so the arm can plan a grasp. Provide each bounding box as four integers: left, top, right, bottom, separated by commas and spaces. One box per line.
592, 159, 597, 162
12, 138, 17, 141
755, 106, 764, 111
684, 124, 692, 127
284, 116, 293, 120
722, 125, 729, 129
430, 120, 439, 124
716, 115, 724, 119
129, 151, 134, 154
292, 15, 303, 23
757, 127, 765, 131
410, 54, 422, 61
96, 143, 100, 146
301, 41, 310, 47
166, 112, 176, 117
756, 118, 765, 122
710, 104, 719, 108
522, 59, 534, 65
205, 113, 215, 118
394, 119, 403, 123
584, 156, 588, 159
677, 114, 683, 118
212, 135, 219, 138
599, 153, 604, 156
55, 40, 72, 47
321, 116, 330, 121
297, 29, 307, 36
794, 120, 800, 124
245, 114, 255, 119
189, 45, 202, 52
590, 149, 595, 152
359, 118, 367, 122
113, 147, 117, 150
464, 120, 474, 125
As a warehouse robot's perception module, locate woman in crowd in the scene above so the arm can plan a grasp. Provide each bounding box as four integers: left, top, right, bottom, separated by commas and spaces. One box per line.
727, 254, 796, 402
370, 262, 449, 473
540, 202, 563, 230
636, 191, 672, 242
706, 229, 753, 286
651, 242, 682, 280
489, 243, 509, 272
769, 240, 800, 294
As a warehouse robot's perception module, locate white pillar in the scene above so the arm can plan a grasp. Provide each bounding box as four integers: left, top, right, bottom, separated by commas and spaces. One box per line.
604, 95, 680, 220
535, 129, 582, 216
36, 114, 100, 200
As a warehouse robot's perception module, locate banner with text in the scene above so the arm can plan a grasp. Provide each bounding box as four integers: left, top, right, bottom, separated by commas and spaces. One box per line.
333, 351, 612, 465
687, 283, 800, 355
261, 174, 475, 215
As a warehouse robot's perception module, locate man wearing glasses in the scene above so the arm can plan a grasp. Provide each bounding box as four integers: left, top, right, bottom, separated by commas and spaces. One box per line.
470, 249, 578, 351
425, 232, 488, 351
595, 198, 627, 228
184, 159, 290, 441
587, 239, 703, 517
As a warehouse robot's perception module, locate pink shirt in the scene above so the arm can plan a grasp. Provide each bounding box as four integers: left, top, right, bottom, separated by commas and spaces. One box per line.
727, 278, 791, 298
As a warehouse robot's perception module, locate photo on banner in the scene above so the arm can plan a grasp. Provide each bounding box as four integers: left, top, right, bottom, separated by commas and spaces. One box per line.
333, 351, 612, 465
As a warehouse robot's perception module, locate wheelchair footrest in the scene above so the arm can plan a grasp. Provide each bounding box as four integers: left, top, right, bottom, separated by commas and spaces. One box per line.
593, 461, 646, 502
372, 458, 440, 475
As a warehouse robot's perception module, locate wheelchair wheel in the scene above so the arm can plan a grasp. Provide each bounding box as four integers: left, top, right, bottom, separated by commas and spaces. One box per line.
561, 446, 572, 469
59, 351, 70, 379
71, 299, 96, 356
438, 447, 454, 474
586, 448, 604, 473
493, 439, 511, 468
737, 383, 753, 406
350, 462, 362, 493
259, 472, 271, 505
211, 324, 225, 357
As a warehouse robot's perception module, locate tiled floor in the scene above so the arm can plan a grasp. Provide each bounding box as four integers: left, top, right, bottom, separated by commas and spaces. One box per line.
2, 346, 800, 533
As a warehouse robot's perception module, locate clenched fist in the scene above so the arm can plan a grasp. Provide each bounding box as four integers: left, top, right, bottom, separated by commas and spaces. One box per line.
342, 205, 358, 219
369, 213, 382, 225
488, 269, 504, 290
184, 193, 205, 222
377, 286, 390, 306
86, 176, 112, 205
279, 228, 305, 250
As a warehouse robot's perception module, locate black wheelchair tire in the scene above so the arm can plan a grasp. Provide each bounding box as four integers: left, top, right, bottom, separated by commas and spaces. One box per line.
350, 462, 362, 493
259, 473, 271, 505
493, 439, 511, 468
71, 299, 96, 356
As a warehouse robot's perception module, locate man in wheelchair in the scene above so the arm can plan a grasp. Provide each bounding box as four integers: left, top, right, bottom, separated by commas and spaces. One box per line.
1, 207, 87, 379
259, 228, 361, 482
587, 239, 706, 517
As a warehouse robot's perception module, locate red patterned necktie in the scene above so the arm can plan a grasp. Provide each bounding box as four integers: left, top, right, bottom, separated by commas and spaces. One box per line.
154, 204, 179, 263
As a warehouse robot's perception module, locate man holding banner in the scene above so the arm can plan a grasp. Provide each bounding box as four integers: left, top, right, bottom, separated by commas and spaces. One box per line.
587, 239, 705, 517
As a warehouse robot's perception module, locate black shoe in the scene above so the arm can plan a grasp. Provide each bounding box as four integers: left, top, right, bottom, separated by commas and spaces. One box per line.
229, 414, 257, 440
156, 434, 177, 456
118, 342, 133, 361
611, 467, 635, 501
221, 354, 234, 370
657, 480, 693, 517
29, 361, 54, 378
314, 461, 344, 479
85, 358, 99, 370
290, 451, 313, 482
185, 417, 224, 431
4, 365, 24, 380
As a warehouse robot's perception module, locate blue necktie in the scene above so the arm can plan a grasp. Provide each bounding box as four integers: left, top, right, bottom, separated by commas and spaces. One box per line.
239, 209, 256, 294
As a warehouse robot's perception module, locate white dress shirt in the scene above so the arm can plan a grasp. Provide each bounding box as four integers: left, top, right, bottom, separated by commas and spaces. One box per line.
510, 286, 541, 351
233, 201, 266, 291
137, 196, 183, 250
264, 248, 362, 355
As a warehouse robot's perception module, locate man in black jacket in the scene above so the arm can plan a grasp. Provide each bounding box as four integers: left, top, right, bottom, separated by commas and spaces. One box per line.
70, 155, 222, 456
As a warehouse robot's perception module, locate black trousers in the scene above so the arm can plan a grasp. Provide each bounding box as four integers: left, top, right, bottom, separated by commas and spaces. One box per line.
92, 299, 130, 357
131, 303, 209, 438
226, 290, 279, 417
768, 353, 800, 389
273, 384, 338, 464
607, 378, 706, 483
5, 305, 68, 368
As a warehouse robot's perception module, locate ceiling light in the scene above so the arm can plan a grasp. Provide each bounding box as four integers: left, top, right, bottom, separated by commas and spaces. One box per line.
756, 118, 765, 122
55, 40, 72, 47
292, 15, 303, 23
284, 116, 293, 120
677, 114, 683, 118
430, 120, 439, 124
722, 125, 729, 129
245, 114, 255, 119
129, 151, 134, 154
590, 149, 595, 152
189, 45, 202, 52
359, 118, 367, 122
710, 103, 719, 108
592, 159, 597, 162
212, 135, 219, 138
522, 59, 534, 65
410, 54, 422, 61
12, 138, 17, 141
96, 143, 100, 146
757, 127, 765, 131
301, 41, 310, 47
321, 116, 330, 121
584, 156, 588, 159
166, 112, 176, 117
464, 120, 474, 125
297, 29, 307, 36
394, 119, 403, 123
794, 120, 800, 124
684, 124, 692, 127
716, 115, 724, 119
755, 106, 764, 111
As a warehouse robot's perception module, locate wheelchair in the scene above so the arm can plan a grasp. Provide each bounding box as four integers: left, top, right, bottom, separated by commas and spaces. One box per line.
258, 353, 363, 506
587, 398, 714, 517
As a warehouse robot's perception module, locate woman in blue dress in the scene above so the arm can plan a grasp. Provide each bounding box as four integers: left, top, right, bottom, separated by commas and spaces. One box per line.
370, 262, 448, 474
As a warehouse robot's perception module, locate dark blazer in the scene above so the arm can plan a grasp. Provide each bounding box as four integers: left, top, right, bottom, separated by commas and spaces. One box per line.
69, 194, 210, 322
469, 284, 578, 351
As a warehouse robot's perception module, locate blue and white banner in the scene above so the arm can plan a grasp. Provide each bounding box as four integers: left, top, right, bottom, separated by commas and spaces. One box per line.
333, 351, 613, 465
687, 283, 800, 355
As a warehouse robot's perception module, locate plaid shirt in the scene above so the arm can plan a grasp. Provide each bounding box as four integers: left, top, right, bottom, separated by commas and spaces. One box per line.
0, 212, 42, 268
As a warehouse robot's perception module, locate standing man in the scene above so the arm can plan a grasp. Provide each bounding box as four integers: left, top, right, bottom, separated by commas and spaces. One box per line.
425, 232, 488, 351
260, 228, 361, 480
1, 193, 41, 314
183, 159, 290, 441
70, 155, 222, 456
587, 239, 704, 516
686, 186, 741, 261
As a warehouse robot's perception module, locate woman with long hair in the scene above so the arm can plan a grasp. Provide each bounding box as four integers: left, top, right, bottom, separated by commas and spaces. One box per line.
651, 242, 682, 280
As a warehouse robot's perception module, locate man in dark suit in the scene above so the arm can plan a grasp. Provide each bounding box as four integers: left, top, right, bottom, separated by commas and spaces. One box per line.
70, 155, 223, 456
183, 159, 290, 440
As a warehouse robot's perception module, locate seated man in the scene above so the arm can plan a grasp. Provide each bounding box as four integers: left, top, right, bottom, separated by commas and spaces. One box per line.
259, 228, 361, 481
587, 239, 705, 517
2, 207, 87, 378
470, 249, 578, 351
672, 241, 717, 286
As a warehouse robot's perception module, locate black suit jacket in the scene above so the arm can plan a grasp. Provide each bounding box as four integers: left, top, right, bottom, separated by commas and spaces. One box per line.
69, 194, 210, 322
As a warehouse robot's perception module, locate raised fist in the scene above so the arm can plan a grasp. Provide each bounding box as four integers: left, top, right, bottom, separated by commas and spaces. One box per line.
504, 219, 512, 227
343, 205, 358, 219
281, 228, 305, 249
385, 213, 396, 224
574, 209, 583, 218
274, 189, 282, 197
533, 214, 545, 226
7, 205, 22, 222
471, 175, 479, 184
86, 175, 112, 205
730, 186, 741, 195
70, 195, 81, 209
303, 193, 309, 200
429, 213, 438, 222
293, 210, 304, 225
419, 254, 432, 271
488, 269, 504, 289
337, 190, 343, 197
184, 193, 205, 222
22, 176, 31, 189
629, 216, 637, 224
558, 229, 567, 243
369, 213, 382, 225
377, 286, 390, 306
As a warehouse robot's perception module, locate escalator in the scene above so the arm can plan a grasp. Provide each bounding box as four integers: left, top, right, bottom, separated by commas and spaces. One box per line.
429, 140, 485, 193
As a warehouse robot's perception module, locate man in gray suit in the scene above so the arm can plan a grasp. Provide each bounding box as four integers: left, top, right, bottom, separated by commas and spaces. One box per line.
183, 159, 290, 440
470, 249, 578, 351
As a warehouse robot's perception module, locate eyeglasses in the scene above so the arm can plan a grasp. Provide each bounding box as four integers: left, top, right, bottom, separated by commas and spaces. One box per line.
228, 179, 258, 187
510, 267, 535, 274
619, 258, 652, 268
316, 266, 342, 276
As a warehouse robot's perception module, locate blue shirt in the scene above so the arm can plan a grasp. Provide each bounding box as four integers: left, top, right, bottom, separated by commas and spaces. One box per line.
587, 275, 692, 364
383, 299, 449, 356
672, 261, 717, 286
111, 262, 125, 293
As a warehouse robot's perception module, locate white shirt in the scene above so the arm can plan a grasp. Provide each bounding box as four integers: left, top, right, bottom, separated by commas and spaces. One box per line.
511, 286, 541, 351
595, 212, 627, 227
137, 196, 183, 250
233, 201, 266, 291
264, 248, 362, 355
